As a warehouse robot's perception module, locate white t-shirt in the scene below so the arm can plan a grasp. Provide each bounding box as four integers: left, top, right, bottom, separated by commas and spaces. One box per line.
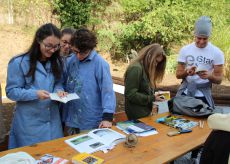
177, 42, 224, 96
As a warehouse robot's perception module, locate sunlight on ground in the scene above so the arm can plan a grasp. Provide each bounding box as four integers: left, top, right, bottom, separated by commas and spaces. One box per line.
1, 83, 6, 97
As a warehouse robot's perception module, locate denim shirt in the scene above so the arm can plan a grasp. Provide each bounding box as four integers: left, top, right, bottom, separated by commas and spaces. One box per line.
63, 50, 116, 130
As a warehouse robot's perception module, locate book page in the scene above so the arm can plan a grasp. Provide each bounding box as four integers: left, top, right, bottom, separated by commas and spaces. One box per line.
195, 65, 208, 73
154, 101, 169, 114
89, 128, 125, 146
65, 134, 106, 154
50, 93, 79, 103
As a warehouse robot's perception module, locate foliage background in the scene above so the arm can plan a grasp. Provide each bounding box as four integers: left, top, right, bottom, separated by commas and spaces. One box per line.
0, 0, 229, 77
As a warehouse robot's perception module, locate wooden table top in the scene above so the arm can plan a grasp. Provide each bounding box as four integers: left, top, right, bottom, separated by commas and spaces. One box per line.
0, 113, 211, 164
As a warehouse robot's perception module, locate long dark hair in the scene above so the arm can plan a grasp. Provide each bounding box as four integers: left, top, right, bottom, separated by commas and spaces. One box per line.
26, 23, 62, 81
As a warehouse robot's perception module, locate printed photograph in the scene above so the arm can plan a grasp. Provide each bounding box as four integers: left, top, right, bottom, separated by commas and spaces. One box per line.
70, 135, 93, 145
93, 129, 113, 137
89, 142, 104, 149
83, 156, 98, 164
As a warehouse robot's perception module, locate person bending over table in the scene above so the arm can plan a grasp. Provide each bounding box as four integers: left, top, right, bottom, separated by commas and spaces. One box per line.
124, 43, 166, 120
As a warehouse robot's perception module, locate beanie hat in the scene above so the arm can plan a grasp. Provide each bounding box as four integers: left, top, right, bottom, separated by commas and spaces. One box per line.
194, 16, 212, 37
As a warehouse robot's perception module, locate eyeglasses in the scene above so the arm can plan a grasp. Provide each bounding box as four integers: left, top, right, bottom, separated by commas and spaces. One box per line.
61, 40, 71, 46
41, 41, 60, 51
71, 49, 81, 55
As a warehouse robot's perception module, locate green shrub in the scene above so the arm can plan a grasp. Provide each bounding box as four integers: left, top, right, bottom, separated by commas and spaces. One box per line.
166, 54, 177, 74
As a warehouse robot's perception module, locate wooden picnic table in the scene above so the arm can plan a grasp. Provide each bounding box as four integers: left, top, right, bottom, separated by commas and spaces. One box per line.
0, 113, 211, 164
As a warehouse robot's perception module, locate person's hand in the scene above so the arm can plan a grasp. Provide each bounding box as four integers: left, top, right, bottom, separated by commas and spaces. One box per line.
186, 66, 196, 76
37, 90, 50, 100
155, 94, 165, 102
57, 90, 68, 98
197, 70, 210, 79
98, 120, 112, 128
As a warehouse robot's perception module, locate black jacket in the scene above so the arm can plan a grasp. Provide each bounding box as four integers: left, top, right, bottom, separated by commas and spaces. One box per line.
200, 130, 230, 164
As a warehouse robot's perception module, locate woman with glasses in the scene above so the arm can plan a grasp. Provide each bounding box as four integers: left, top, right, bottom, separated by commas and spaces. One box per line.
124, 43, 167, 120
60, 28, 75, 57
6, 23, 66, 149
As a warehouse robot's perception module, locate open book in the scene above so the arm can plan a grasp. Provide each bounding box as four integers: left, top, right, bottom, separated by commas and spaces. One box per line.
65, 128, 126, 154
50, 93, 79, 103
116, 120, 158, 136
156, 115, 198, 130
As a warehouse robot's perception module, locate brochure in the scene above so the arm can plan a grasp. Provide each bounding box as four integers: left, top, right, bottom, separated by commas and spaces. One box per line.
116, 120, 158, 136
65, 128, 126, 154
72, 152, 104, 164
36, 154, 68, 164
195, 65, 208, 73
156, 115, 198, 130
155, 91, 170, 100
153, 101, 169, 114
50, 93, 79, 103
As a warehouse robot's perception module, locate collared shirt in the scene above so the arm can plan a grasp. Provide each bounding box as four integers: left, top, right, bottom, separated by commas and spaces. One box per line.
63, 50, 116, 130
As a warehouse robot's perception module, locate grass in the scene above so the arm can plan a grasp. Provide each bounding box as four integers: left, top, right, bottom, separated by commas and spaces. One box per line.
0, 24, 36, 84
166, 54, 177, 74
211, 26, 230, 80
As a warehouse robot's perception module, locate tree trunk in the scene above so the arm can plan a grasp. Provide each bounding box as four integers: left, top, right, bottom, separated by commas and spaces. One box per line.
7, 0, 14, 24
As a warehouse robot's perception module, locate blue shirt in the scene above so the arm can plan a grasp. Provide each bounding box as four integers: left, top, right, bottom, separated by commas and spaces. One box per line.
63, 50, 116, 130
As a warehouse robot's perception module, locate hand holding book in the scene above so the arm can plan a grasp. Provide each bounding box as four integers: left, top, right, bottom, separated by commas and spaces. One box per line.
195, 65, 210, 79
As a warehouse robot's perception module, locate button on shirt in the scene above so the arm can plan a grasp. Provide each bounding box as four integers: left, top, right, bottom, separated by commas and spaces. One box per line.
63, 50, 116, 130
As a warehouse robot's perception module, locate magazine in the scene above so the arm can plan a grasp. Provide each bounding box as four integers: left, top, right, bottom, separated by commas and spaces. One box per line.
72, 152, 104, 164
65, 128, 126, 154
50, 93, 79, 103
116, 120, 158, 136
156, 115, 198, 130
36, 154, 68, 164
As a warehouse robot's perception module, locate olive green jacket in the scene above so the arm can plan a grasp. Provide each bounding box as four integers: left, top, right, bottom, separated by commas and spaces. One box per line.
124, 62, 155, 120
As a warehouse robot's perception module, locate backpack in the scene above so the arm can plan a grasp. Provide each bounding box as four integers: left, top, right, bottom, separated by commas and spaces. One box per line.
170, 95, 215, 117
